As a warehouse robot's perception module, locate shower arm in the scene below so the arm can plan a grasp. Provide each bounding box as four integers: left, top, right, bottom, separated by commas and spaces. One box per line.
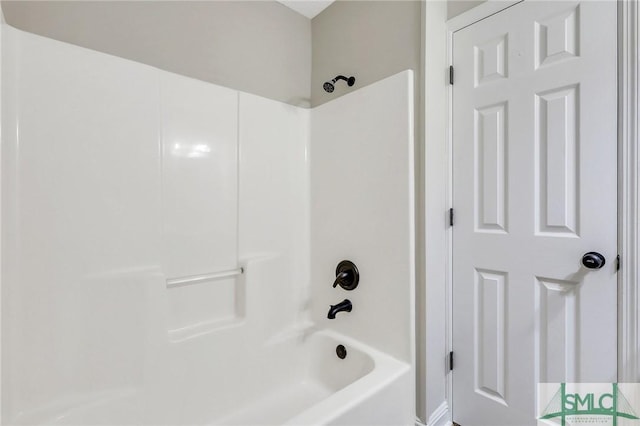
331, 75, 350, 84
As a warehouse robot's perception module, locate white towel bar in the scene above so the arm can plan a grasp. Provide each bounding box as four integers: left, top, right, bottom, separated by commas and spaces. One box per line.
166, 267, 244, 288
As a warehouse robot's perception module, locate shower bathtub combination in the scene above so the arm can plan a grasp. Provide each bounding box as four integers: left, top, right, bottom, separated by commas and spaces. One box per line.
1, 25, 416, 425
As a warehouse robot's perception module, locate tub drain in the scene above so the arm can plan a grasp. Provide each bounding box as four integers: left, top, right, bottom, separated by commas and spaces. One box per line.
336, 344, 347, 359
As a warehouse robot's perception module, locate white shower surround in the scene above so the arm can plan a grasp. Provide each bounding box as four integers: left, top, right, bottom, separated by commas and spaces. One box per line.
1, 25, 415, 425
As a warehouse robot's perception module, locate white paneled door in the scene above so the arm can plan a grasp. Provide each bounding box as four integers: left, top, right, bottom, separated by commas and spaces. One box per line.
452, 2, 617, 425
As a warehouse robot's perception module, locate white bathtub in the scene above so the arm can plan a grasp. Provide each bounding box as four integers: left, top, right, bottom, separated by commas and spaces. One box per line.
220, 330, 413, 426
13, 329, 412, 426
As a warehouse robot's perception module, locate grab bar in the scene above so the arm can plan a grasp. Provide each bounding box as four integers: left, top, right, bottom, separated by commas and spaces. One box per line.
166, 267, 244, 289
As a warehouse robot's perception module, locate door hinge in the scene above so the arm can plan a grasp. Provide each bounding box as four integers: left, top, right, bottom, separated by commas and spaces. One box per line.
616, 255, 620, 271
449, 208, 454, 227
449, 66, 454, 85
449, 351, 454, 371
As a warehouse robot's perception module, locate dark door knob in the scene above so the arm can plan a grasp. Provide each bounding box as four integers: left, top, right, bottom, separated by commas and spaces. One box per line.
582, 252, 606, 269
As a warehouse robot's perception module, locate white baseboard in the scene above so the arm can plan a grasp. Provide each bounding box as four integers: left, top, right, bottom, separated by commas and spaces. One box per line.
426, 401, 451, 426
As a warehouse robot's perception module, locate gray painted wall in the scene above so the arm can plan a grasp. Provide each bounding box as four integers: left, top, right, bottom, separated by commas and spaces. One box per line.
1, 1, 311, 106
447, 0, 487, 19
311, 0, 421, 107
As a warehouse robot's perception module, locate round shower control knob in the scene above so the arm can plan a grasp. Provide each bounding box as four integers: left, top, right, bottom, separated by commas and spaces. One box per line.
582, 252, 606, 269
333, 260, 359, 290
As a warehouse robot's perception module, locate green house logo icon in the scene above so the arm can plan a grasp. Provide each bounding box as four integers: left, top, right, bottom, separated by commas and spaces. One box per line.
540, 383, 640, 425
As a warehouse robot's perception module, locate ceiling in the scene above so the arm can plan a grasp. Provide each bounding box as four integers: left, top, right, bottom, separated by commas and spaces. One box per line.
276, 0, 335, 19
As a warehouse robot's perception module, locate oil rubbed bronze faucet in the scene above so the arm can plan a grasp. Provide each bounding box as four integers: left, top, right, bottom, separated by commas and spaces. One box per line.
332, 260, 359, 290
327, 299, 352, 319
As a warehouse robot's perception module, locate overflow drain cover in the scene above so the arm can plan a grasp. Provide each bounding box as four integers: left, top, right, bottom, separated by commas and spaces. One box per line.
336, 344, 347, 359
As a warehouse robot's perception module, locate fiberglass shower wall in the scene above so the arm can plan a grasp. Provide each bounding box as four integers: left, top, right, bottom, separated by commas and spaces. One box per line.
1, 26, 310, 424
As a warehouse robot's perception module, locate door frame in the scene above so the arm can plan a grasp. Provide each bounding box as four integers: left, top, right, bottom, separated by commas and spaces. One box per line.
422, 0, 640, 424
618, 0, 640, 384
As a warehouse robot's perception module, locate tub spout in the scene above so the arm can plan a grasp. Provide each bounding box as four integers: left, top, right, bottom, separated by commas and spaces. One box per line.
328, 299, 352, 319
